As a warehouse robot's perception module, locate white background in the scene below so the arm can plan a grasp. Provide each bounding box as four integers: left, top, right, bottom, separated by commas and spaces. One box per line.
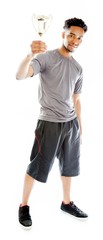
0, 0, 103, 239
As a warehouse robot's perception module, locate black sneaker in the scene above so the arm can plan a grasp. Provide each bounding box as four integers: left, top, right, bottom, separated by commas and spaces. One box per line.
18, 205, 32, 229
61, 201, 88, 220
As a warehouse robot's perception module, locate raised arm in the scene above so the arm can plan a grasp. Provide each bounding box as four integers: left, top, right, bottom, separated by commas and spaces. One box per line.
16, 40, 47, 80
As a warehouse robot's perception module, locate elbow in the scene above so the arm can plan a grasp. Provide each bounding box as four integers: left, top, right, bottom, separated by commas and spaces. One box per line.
16, 75, 20, 80
16, 73, 23, 80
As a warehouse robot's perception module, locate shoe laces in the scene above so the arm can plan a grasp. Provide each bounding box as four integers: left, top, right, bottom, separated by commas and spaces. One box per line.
70, 201, 82, 213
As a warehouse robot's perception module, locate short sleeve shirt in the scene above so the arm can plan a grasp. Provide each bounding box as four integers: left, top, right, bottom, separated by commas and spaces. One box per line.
30, 49, 83, 122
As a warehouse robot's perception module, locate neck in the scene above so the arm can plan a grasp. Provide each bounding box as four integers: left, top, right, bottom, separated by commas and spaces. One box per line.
58, 45, 72, 58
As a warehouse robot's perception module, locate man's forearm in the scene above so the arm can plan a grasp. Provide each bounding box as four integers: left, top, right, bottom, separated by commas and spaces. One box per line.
16, 54, 34, 80
75, 100, 82, 135
16, 40, 47, 80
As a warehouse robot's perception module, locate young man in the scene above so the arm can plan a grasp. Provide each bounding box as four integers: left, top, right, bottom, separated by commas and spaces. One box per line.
16, 17, 88, 229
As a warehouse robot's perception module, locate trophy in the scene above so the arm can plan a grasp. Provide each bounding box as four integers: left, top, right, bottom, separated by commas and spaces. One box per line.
32, 14, 52, 38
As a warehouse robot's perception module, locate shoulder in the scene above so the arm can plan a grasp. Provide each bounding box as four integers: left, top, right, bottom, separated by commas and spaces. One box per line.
36, 49, 56, 59
71, 57, 83, 74
35, 49, 58, 67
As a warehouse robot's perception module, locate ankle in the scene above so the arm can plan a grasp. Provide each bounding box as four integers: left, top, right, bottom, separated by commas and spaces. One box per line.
20, 203, 28, 207
62, 200, 71, 205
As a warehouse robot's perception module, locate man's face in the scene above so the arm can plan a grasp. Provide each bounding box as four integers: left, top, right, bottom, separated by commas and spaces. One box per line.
62, 26, 85, 52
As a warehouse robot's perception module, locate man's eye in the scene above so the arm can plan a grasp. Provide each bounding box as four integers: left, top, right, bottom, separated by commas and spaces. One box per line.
69, 34, 73, 38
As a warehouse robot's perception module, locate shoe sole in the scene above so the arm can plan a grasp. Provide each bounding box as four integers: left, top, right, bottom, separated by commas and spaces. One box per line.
19, 223, 32, 230
61, 209, 89, 222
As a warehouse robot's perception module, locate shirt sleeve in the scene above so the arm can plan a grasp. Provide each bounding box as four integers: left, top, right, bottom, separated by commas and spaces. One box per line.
30, 53, 47, 76
74, 68, 83, 94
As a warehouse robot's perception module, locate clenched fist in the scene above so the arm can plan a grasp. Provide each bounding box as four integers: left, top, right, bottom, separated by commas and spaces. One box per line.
31, 40, 47, 54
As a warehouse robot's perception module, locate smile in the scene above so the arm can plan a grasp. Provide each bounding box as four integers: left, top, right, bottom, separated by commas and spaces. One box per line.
69, 45, 78, 48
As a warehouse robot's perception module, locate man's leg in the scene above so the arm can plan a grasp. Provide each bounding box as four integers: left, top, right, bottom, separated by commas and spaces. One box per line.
61, 176, 71, 204
60, 175, 88, 219
18, 173, 35, 228
21, 173, 35, 206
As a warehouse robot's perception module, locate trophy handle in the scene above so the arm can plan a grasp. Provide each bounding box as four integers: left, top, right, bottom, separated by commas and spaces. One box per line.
32, 14, 38, 33
46, 14, 52, 33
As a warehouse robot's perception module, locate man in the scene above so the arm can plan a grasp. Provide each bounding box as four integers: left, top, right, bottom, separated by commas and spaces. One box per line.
16, 17, 88, 229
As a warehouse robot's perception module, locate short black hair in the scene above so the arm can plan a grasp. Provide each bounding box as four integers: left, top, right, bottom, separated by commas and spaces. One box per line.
63, 17, 88, 32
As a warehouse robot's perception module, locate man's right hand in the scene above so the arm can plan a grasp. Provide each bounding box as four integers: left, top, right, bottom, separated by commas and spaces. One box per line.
31, 40, 47, 54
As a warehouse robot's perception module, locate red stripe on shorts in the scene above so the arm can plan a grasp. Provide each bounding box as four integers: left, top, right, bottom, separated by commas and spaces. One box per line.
35, 132, 42, 156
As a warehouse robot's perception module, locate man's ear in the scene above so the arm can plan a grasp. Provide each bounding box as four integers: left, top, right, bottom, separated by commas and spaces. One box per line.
62, 31, 65, 39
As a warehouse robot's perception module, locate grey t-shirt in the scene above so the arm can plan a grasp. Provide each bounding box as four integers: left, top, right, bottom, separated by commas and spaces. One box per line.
31, 49, 83, 122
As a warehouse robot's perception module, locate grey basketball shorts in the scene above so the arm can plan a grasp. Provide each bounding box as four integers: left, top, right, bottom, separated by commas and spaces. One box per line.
27, 118, 80, 183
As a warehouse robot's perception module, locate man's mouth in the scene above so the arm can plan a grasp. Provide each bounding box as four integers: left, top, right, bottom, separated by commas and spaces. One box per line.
69, 44, 77, 49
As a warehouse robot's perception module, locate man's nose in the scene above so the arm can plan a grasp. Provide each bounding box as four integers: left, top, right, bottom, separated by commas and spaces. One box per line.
71, 39, 78, 45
